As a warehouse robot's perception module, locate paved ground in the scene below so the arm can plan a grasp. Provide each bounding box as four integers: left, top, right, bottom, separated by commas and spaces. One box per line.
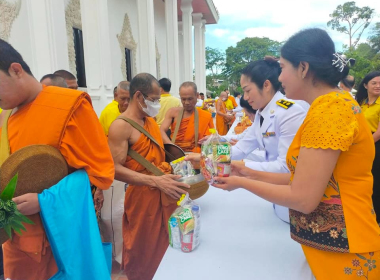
111, 260, 128, 280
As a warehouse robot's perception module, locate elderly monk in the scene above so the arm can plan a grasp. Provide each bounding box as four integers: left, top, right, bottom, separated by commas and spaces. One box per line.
53, 69, 78, 90
216, 91, 234, 135
160, 82, 214, 153
40, 74, 68, 88
108, 73, 189, 280
99, 81, 130, 136
0, 39, 114, 280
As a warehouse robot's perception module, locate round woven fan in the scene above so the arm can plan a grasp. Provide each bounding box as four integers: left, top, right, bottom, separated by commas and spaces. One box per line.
0, 145, 68, 244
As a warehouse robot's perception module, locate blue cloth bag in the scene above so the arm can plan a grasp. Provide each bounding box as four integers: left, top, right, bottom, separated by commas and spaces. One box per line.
38, 169, 112, 280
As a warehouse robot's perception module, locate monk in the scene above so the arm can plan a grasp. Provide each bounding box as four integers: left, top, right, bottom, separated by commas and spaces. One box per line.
99, 81, 130, 136
53, 69, 78, 89
0, 39, 114, 280
108, 73, 190, 280
216, 91, 234, 135
160, 82, 214, 153
40, 74, 68, 88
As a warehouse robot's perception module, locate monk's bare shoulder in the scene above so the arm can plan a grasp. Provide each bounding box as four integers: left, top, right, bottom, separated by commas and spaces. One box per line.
167, 106, 182, 118
108, 118, 132, 141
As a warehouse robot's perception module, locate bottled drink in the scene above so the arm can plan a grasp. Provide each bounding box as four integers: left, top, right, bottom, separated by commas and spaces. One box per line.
192, 205, 200, 248
168, 217, 181, 249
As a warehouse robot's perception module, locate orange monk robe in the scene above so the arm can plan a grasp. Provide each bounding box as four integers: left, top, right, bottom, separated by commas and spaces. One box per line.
216, 99, 229, 136
122, 117, 177, 280
170, 108, 214, 152
0, 86, 114, 280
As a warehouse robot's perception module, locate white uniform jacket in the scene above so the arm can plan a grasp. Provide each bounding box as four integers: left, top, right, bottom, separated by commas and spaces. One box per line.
232, 91, 309, 173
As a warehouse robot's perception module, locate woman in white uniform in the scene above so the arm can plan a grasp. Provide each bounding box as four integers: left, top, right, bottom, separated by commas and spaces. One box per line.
233, 57, 309, 222
191, 57, 309, 222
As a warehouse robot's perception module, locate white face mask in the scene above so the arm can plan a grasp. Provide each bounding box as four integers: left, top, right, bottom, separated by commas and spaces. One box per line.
222, 98, 227, 101
139, 96, 161, 117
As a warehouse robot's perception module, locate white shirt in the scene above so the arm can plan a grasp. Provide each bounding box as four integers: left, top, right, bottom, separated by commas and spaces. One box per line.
231, 91, 309, 173
233, 96, 243, 112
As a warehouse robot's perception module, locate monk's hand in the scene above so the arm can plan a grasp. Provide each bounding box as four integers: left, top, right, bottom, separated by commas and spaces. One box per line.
154, 174, 190, 199
212, 176, 242, 191
13, 193, 40, 216
184, 153, 201, 169
198, 135, 210, 145
94, 188, 104, 211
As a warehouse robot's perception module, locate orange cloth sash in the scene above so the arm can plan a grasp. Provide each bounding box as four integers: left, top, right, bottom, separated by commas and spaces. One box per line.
170, 108, 214, 152
216, 100, 230, 136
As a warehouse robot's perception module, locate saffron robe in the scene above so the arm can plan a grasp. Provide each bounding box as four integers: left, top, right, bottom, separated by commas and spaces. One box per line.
122, 117, 177, 280
216, 99, 230, 136
0, 86, 114, 280
170, 108, 214, 152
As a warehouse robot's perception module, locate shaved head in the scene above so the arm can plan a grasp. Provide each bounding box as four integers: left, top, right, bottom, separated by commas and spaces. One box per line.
179, 81, 197, 96
40, 74, 67, 88
54, 69, 78, 89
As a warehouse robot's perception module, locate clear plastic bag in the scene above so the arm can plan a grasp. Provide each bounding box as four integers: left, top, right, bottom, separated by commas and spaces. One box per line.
168, 194, 200, 253
200, 129, 231, 184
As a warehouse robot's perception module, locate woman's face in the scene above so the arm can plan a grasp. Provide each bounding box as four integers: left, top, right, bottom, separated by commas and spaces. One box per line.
240, 75, 270, 110
278, 57, 303, 100
365, 76, 380, 97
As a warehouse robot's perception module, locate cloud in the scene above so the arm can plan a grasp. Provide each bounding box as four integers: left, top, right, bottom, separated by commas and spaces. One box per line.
206, 0, 380, 52
212, 28, 230, 37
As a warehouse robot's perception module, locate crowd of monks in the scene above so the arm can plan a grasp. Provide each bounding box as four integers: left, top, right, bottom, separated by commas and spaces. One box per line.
0, 38, 243, 280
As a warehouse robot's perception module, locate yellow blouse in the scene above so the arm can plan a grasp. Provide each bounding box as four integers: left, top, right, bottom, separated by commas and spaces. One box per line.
287, 91, 380, 253
360, 97, 380, 133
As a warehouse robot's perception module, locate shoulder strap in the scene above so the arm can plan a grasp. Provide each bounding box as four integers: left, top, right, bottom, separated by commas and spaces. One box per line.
0, 110, 12, 167
127, 149, 164, 176
116, 116, 176, 162
171, 108, 184, 144
194, 109, 199, 148
117, 116, 161, 147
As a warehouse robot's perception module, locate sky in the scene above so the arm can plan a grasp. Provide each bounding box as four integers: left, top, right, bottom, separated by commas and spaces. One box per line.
205, 0, 380, 53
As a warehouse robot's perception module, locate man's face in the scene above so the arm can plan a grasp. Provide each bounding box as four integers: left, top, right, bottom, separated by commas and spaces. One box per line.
66, 79, 78, 90
179, 86, 197, 112
0, 68, 26, 110
116, 88, 130, 113
200, 94, 204, 100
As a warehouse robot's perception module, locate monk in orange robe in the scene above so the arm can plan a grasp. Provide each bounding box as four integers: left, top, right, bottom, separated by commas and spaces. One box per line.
0, 39, 114, 280
216, 91, 234, 135
108, 73, 190, 280
160, 81, 214, 153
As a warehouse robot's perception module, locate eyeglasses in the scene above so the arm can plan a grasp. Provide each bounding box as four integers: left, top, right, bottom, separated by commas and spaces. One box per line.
142, 93, 160, 103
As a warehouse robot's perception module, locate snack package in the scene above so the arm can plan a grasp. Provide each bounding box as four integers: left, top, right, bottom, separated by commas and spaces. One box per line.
168, 194, 200, 253
170, 156, 196, 177
200, 129, 231, 183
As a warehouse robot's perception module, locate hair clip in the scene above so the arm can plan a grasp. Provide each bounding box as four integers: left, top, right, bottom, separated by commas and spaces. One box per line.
332, 53, 355, 72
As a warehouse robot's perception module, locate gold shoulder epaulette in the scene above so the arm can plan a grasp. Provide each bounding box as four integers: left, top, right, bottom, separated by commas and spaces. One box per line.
276, 99, 294, 109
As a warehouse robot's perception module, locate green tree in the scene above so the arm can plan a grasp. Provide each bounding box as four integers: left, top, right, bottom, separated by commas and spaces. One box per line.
369, 22, 380, 53
327, 1, 374, 49
205, 47, 225, 76
355, 43, 377, 60
344, 48, 380, 85
224, 37, 281, 86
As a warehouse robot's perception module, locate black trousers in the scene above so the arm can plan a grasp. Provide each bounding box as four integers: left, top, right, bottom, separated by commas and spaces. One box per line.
372, 140, 380, 223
